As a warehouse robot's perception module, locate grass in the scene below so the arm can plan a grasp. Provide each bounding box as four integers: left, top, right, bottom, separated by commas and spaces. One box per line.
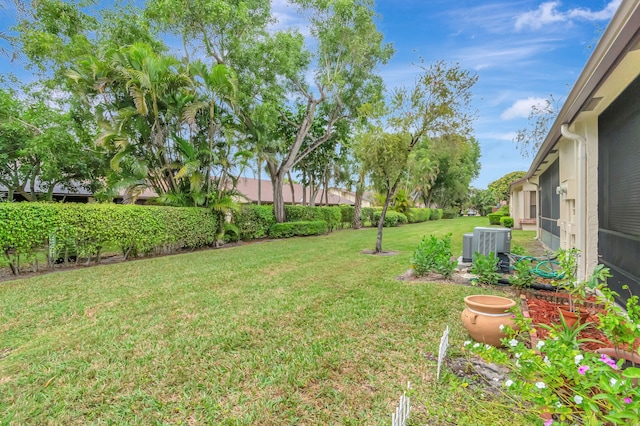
1, 217, 539, 424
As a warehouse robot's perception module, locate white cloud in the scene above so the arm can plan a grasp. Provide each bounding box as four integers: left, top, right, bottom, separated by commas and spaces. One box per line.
500, 97, 548, 120
515, 0, 621, 31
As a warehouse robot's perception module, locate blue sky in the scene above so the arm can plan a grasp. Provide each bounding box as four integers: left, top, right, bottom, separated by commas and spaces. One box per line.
0, 0, 621, 188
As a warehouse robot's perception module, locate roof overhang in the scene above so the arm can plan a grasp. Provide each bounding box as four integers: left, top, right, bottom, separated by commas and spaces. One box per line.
527, 0, 640, 178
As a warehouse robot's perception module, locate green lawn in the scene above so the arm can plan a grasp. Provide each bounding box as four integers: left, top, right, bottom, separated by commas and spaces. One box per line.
1, 217, 538, 424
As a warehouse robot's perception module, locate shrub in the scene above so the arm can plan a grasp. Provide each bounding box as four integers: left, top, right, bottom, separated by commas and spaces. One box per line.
268, 220, 328, 238
339, 204, 354, 228
283, 205, 340, 231
315, 207, 341, 231
371, 210, 407, 227
510, 260, 536, 289
429, 209, 440, 221
407, 208, 431, 223
411, 234, 457, 279
470, 252, 502, 285
360, 207, 375, 225
233, 204, 276, 240
442, 208, 458, 219
496, 204, 510, 215
0, 203, 218, 271
488, 213, 503, 225
500, 216, 515, 228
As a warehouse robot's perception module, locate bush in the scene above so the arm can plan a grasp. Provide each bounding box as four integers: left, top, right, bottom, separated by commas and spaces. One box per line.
429, 208, 443, 221
0, 203, 218, 270
500, 216, 514, 228
411, 234, 457, 279
470, 252, 502, 285
442, 208, 458, 219
268, 221, 328, 238
407, 208, 431, 223
371, 210, 407, 227
283, 205, 341, 231
360, 207, 375, 225
233, 204, 276, 240
496, 204, 510, 215
488, 213, 503, 225
339, 204, 354, 228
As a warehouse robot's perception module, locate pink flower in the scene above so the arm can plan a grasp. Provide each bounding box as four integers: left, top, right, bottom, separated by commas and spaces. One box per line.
578, 365, 590, 375
624, 397, 633, 404
544, 419, 553, 426
511, 315, 516, 319
599, 354, 619, 370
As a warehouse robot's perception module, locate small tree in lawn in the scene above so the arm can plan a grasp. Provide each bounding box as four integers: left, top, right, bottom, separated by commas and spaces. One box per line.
361, 60, 477, 253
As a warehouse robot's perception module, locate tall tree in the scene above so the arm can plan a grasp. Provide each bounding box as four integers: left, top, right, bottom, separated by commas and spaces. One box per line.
363, 60, 477, 253
488, 170, 526, 203
513, 94, 560, 158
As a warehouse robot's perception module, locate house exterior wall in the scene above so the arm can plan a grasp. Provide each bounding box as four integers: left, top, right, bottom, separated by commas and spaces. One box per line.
509, 181, 537, 231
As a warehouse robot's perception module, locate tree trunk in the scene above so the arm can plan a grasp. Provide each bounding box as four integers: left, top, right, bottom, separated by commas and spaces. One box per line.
257, 158, 262, 205
353, 186, 364, 229
375, 190, 394, 253
287, 171, 296, 205
302, 171, 307, 205
272, 173, 287, 223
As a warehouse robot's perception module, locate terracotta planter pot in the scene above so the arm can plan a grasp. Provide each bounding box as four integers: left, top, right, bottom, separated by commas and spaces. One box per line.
461, 295, 517, 347
557, 306, 589, 328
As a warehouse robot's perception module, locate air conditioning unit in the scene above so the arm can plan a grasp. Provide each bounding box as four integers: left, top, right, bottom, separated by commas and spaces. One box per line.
462, 233, 474, 262
472, 227, 511, 256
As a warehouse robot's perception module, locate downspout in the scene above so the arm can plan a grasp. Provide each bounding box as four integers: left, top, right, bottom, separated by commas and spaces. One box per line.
560, 123, 586, 281
526, 178, 540, 240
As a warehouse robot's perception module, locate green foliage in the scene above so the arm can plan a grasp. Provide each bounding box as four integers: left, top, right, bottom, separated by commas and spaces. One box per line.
466, 281, 640, 425
496, 205, 510, 215
0, 203, 218, 270
233, 204, 276, 240
339, 204, 354, 228
488, 213, 503, 225
429, 209, 440, 221
284, 205, 341, 231
371, 210, 407, 227
510, 260, 536, 289
470, 252, 501, 285
510, 244, 526, 256
411, 234, 457, 279
442, 208, 458, 219
360, 207, 375, 224
488, 171, 526, 202
268, 221, 328, 238
500, 216, 514, 228
407, 208, 431, 223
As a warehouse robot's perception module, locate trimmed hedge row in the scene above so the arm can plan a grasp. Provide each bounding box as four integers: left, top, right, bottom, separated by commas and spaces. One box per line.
500, 216, 515, 228
269, 221, 328, 238
0, 203, 218, 266
371, 210, 408, 227
488, 213, 504, 225
407, 208, 431, 223
234, 205, 341, 240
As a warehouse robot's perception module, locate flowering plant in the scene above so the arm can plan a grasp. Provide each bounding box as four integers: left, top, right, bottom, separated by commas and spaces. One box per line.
464, 307, 640, 425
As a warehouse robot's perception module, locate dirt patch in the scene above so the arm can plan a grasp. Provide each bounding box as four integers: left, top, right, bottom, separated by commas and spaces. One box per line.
397, 266, 475, 286
360, 249, 400, 256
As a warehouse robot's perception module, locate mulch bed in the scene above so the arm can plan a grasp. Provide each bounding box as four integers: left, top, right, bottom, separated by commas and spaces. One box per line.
521, 292, 614, 351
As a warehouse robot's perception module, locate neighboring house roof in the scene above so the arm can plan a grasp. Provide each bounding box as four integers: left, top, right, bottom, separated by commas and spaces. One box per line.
527, 0, 640, 178
235, 177, 355, 205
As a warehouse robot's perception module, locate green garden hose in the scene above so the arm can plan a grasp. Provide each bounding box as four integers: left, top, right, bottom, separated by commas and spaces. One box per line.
508, 254, 565, 280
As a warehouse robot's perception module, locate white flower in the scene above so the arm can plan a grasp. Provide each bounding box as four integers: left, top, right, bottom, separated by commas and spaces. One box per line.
535, 382, 546, 389
516, 360, 520, 368
610, 378, 618, 386
499, 324, 505, 331
536, 340, 545, 350
509, 339, 518, 347
574, 354, 584, 365
493, 377, 499, 382
485, 344, 492, 349
504, 379, 513, 387
515, 352, 522, 359
544, 356, 551, 366
574, 395, 583, 404
473, 343, 480, 348
463, 340, 471, 346
555, 402, 562, 408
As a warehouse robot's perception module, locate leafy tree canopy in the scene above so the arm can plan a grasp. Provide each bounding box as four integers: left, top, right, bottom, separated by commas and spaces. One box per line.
488, 170, 526, 203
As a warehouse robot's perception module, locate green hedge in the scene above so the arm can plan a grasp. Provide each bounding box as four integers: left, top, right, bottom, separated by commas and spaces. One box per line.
371, 210, 408, 227
500, 216, 515, 228
429, 208, 444, 220
284, 205, 341, 231
488, 213, 503, 225
442, 208, 457, 219
0, 203, 218, 268
407, 208, 431, 223
360, 207, 375, 224
269, 221, 328, 238
232, 204, 276, 241
339, 205, 354, 227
